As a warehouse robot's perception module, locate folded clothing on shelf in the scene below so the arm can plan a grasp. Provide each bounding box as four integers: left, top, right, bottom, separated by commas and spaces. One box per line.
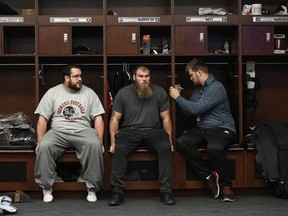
198, 7, 229, 15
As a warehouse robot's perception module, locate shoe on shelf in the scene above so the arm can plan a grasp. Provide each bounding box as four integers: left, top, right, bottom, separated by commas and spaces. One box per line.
160, 192, 175, 205
108, 193, 124, 206
87, 191, 97, 202
206, 171, 220, 199
221, 186, 235, 202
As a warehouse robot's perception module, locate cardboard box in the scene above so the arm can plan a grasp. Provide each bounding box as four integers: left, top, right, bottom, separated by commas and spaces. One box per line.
21, 4, 35, 16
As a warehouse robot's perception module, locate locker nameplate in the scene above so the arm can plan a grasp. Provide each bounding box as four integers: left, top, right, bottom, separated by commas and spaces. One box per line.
118, 17, 160, 23
186, 16, 227, 22
253, 16, 288, 22
0, 17, 24, 23
50, 17, 92, 23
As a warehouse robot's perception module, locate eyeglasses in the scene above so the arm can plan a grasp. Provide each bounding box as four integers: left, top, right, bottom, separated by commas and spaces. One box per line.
69, 75, 82, 79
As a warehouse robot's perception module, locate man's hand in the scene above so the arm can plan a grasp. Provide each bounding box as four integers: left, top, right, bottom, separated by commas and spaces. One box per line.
171, 145, 175, 152
109, 144, 115, 154
169, 86, 180, 100
35, 144, 40, 154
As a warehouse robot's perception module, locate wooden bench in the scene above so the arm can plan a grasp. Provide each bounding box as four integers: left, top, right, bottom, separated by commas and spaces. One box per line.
0, 146, 86, 192
176, 144, 246, 189
0, 146, 36, 191
125, 147, 160, 190
54, 149, 86, 191
112, 144, 246, 190
55, 147, 160, 191
0, 144, 249, 192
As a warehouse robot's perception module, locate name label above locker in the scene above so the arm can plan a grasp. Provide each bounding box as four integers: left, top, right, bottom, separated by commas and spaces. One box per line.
0, 17, 24, 23
118, 17, 160, 23
253, 16, 288, 22
50, 17, 92, 23
186, 16, 227, 22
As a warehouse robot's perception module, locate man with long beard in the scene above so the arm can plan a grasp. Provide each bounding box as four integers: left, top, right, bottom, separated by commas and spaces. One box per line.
108, 65, 175, 206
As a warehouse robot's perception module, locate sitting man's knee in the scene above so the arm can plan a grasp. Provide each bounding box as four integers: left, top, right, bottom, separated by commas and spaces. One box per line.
207, 145, 224, 155
38, 140, 52, 153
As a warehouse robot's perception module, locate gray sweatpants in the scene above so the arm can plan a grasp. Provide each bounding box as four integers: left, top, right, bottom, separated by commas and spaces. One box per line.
34, 128, 104, 192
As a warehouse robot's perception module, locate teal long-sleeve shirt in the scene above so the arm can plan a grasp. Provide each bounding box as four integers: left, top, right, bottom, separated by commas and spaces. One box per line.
175, 74, 236, 134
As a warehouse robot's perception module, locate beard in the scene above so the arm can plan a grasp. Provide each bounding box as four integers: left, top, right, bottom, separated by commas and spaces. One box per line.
192, 76, 201, 86
68, 81, 82, 91
135, 82, 153, 99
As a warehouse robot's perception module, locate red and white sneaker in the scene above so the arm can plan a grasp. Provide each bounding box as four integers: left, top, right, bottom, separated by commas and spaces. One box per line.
206, 171, 220, 199
221, 186, 235, 202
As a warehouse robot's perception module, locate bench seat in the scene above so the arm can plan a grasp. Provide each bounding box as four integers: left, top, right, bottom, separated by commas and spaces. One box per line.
0, 143, 253, 191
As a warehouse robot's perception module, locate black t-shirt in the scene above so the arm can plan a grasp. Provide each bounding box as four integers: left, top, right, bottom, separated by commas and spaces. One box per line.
112, 83, 170, 129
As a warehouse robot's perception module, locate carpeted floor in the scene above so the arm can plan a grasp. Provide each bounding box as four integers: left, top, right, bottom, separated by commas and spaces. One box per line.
11, 194, 288, 216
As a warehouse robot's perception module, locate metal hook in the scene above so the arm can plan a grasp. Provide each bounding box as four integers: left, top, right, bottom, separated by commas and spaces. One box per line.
122, 63, 131, 80
38, 64, 44, 86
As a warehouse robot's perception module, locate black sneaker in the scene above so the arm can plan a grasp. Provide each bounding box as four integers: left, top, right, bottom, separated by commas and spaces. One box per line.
221, 186, 235, 202
108, 192, 124, 206
108, 186, 124, 206
160, 192, 175, 205
206, 171, 220, 199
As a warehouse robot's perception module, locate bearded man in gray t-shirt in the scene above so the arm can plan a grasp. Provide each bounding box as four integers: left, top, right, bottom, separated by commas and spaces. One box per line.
108, 65, 175, 206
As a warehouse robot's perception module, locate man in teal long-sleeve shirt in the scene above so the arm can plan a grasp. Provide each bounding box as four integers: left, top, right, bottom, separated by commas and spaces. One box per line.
169, 58, 237, 202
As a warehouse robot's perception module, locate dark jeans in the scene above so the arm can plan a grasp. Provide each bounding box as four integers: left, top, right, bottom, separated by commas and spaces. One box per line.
110, 128, 173, 193
176, 127, 237, 189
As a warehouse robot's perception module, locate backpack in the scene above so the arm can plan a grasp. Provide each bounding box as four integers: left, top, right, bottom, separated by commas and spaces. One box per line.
253, 122, 288, 199
244, 73, 260, 124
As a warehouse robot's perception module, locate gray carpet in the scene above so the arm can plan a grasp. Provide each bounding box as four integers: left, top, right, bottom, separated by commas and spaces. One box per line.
12, 195, 288, 216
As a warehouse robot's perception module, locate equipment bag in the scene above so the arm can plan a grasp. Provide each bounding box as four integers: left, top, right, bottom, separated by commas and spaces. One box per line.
253, 122, 288, 199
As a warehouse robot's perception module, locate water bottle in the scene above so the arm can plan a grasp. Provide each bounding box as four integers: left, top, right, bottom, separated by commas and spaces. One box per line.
162, 38, 169, 55
224, 42, 230, 54
142, 35, 151, 54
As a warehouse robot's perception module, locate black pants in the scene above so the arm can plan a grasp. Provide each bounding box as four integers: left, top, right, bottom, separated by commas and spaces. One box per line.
176, 127, 237, 189
110, 128, 173, 193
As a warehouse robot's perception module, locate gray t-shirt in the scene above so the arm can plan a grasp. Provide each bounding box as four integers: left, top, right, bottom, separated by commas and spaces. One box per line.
112, 83, 170, 129
35, 84, 105, 132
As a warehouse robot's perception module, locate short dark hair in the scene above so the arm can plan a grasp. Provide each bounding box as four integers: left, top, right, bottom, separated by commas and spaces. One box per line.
62, 65, 81, 79
186, 58, 208, 74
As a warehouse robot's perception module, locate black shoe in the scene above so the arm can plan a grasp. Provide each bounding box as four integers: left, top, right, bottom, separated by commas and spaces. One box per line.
109, 193, 124, 206
160, 193, 175, 205
206, 171, 220, 199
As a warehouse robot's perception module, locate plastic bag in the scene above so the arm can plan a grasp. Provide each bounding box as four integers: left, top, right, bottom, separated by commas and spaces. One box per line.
0, 112, 36, 147
0, 128, 10, 145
